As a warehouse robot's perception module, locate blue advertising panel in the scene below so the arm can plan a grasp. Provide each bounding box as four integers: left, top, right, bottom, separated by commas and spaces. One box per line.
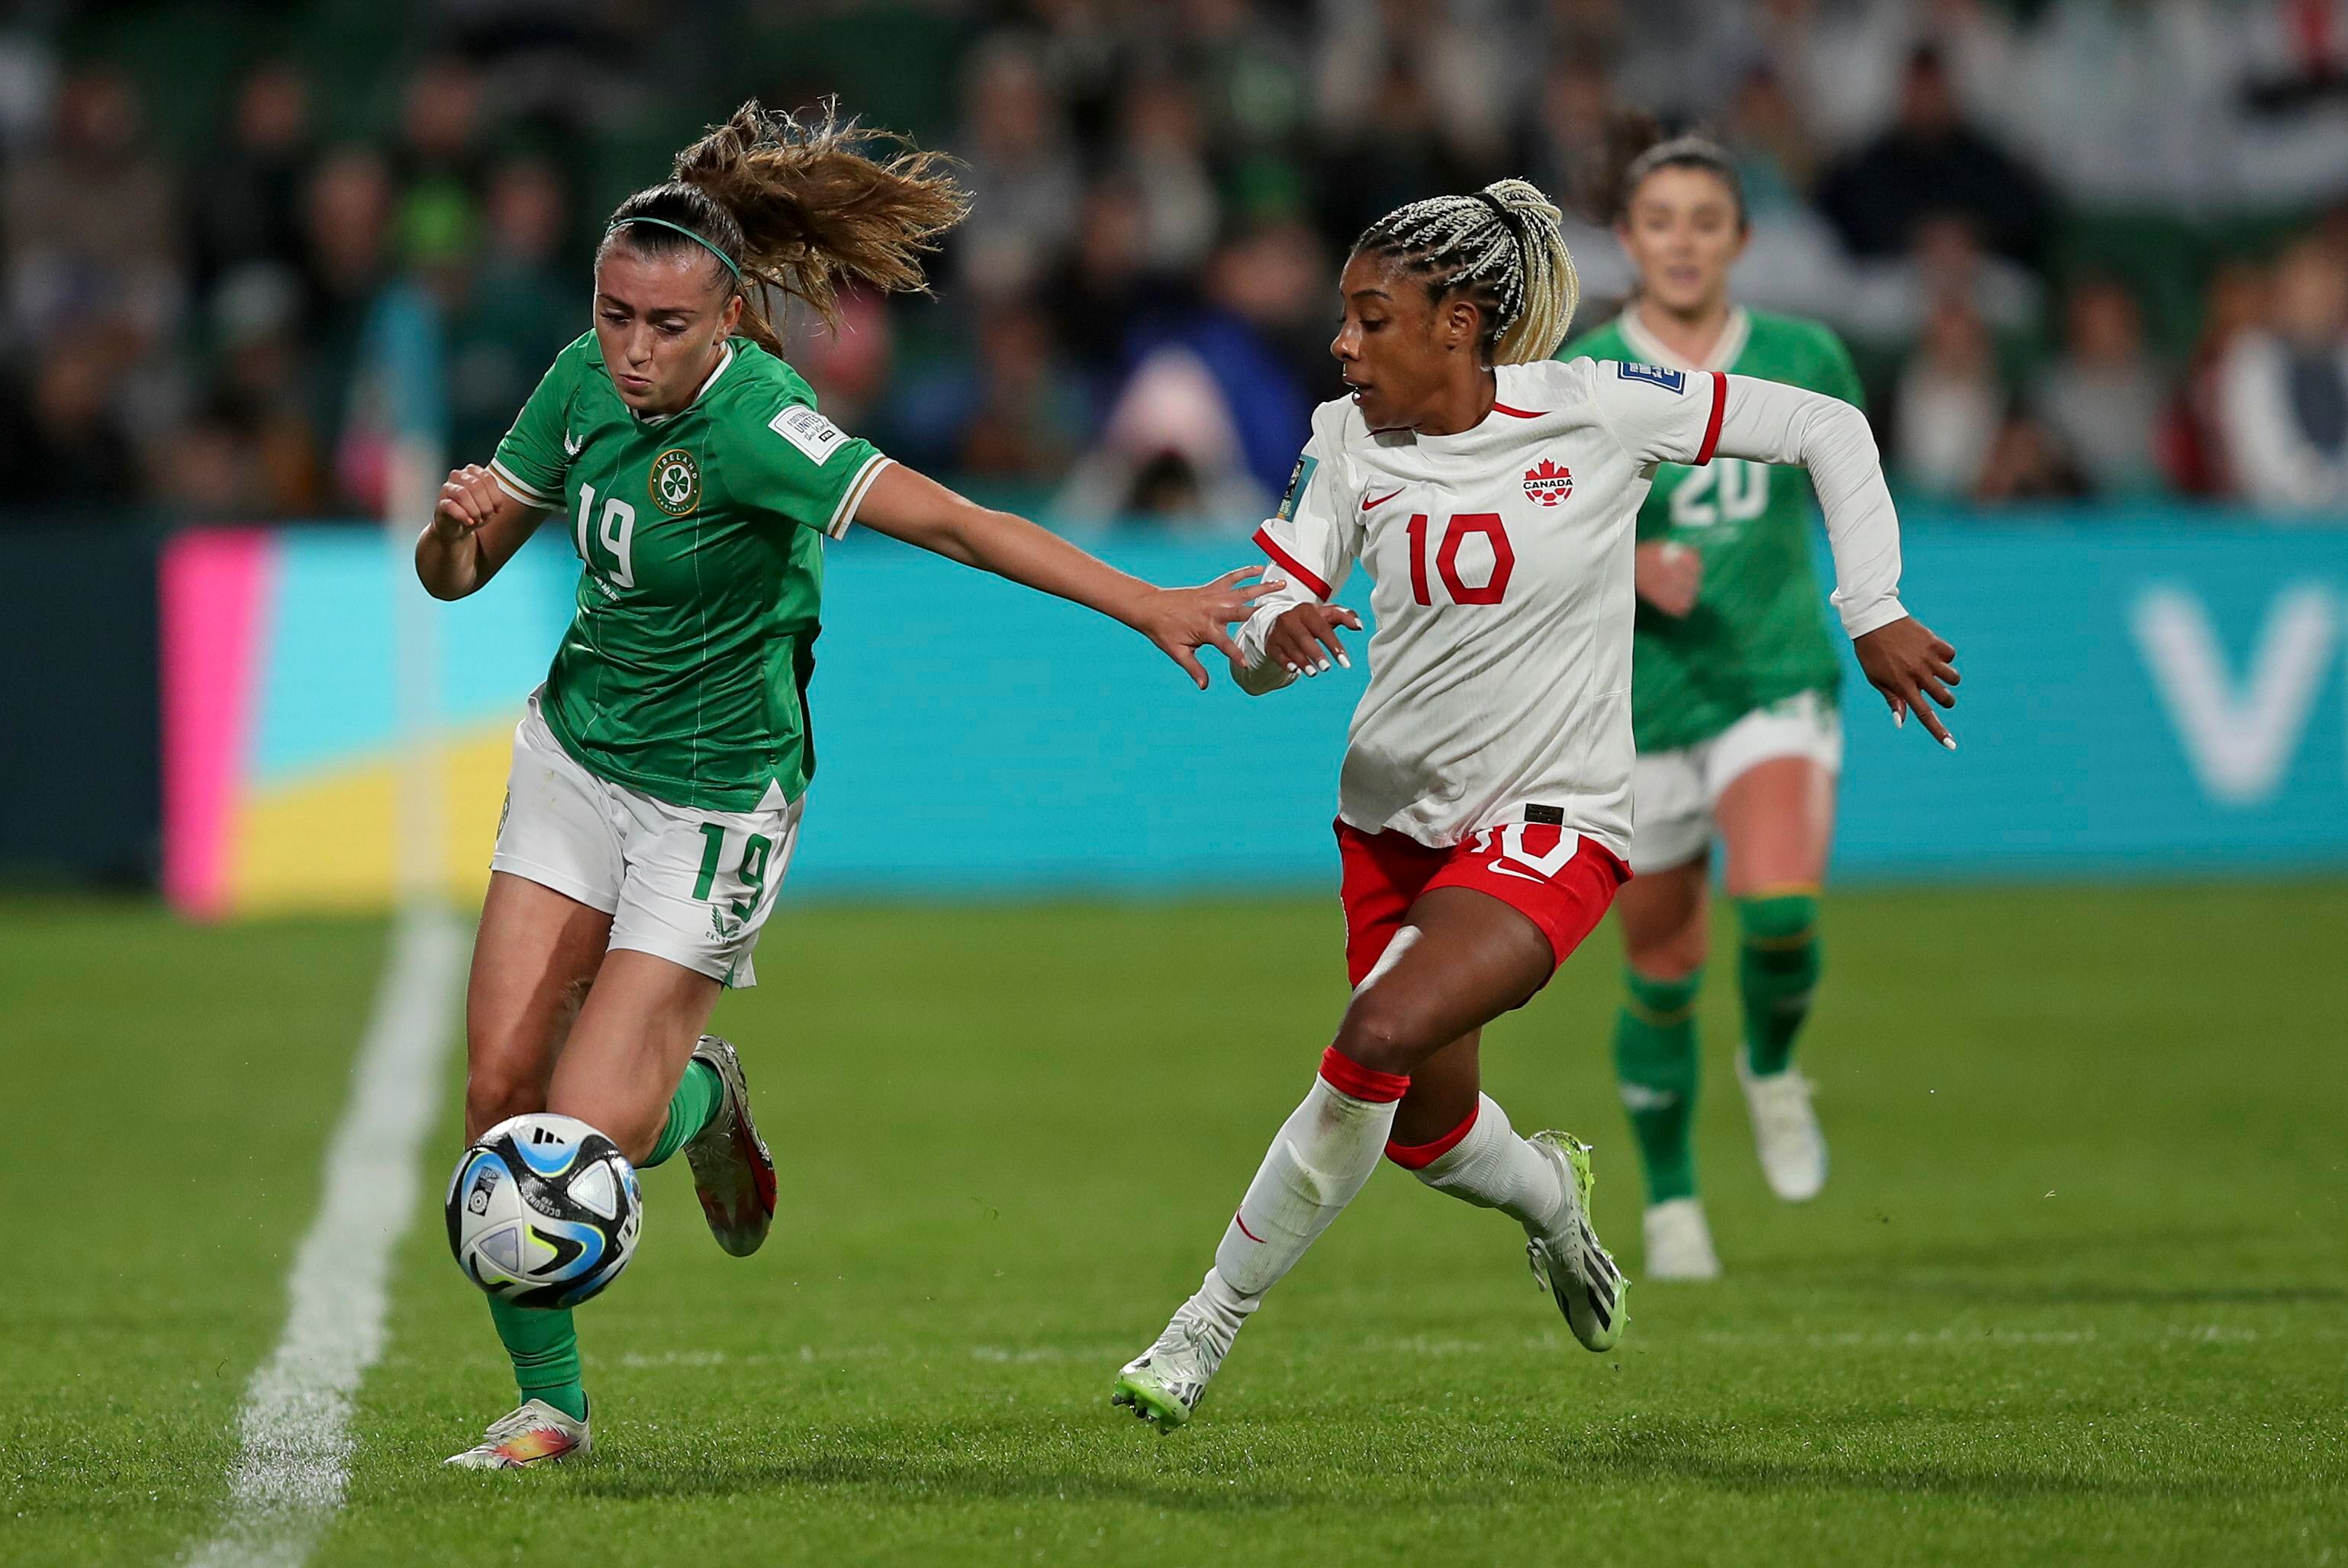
791, 520, 2348, 893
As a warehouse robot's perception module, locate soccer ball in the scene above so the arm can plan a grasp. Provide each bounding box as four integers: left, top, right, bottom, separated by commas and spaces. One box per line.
446, 1113, 643, 1309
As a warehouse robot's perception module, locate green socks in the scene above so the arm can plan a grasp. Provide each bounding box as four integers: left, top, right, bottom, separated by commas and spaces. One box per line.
1613, 968, 1703, 1204
479, 1058, 723, 1422
642, 1058, 723, 1169
487, 1296, 586, 1421
1738, 890, 1821, 1079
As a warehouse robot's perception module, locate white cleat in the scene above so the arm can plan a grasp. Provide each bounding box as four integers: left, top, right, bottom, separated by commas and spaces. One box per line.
1738, 1055, 1828, 1203
1524, 1131, 1628, 1351
1112, 1299, 1235, 1433
1642, 1197, 1722, 1281
443, 1398, 589, 1470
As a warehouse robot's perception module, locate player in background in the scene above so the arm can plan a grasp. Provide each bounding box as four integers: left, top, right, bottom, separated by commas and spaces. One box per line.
1112, 178, 1958, 1432
417, 103, 1271, 1469
1563, 136, 1925, 1281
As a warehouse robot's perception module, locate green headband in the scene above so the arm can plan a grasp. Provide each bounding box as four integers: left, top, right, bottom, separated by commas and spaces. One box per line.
607, 216, 742, 285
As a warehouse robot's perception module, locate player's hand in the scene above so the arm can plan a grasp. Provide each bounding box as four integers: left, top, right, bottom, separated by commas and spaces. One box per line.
433, 465, 501, 540
1260, 602, 1364, 679
1854, 616, 1960, 749
1134, 568, 1286, 690
1635, 541, 1702, 617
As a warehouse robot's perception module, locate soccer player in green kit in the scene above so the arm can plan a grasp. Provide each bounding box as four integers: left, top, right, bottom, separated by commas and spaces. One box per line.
1564, 136, 1959, 1280
416, 104, 1273, 1467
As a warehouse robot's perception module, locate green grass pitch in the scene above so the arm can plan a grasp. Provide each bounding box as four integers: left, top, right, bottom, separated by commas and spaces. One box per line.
2, 883, 2343, 1565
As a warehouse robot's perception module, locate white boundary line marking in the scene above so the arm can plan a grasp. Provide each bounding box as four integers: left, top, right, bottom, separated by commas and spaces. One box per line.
188, 908, 466, 1568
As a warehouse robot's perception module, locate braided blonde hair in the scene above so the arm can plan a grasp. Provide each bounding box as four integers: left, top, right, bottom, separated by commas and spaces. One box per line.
1351, 178, 1580, 364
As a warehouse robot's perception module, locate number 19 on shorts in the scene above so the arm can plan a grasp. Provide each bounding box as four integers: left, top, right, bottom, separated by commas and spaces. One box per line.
694, 823, 771, 921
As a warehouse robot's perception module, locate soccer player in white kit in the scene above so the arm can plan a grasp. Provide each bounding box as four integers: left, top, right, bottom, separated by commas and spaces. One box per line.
1112, 179, 1960, 1431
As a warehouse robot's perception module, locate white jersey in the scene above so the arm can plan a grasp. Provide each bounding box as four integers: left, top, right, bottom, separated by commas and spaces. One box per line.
1239, 356, 1906, 855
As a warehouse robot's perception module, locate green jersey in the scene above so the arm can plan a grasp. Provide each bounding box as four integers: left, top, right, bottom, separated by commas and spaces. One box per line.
1561, 307, 1863, 752
491, 332, 892, 810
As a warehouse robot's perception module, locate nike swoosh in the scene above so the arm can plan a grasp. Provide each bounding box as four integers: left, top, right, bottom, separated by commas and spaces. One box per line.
1486, 864, 1549, 884
1361, 488, 1403, 511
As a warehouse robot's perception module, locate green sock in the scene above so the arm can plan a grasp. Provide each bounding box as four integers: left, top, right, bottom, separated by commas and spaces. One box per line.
642, 1058, 723, 1169
487, 1295, 587, 1422
1613, 968, 1703, 1204
1739, 890, 1821, 1078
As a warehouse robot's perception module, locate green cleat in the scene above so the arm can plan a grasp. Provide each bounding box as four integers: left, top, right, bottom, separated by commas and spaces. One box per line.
1525, 1131, 1628, 1352
1112, 1299, 1233, 1433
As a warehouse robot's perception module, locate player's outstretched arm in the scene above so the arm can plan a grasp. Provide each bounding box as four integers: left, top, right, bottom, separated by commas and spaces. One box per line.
852, 462, 1280, 689
1709, 376, 1962, 749
416, 465, 550, 601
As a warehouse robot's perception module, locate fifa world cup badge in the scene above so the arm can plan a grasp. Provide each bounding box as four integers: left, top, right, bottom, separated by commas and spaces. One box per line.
650, 448, 701, 517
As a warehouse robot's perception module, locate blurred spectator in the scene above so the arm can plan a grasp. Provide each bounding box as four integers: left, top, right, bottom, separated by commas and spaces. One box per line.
1180, 0, 1311, 153
1055, 343, 1264, 526
1317, 0, 1514, 179
0, 339, 141, 510
1115, 77, 1219, 277
2163, 259, 2275, 497
2010, 0, 2231, 210
784, 286, 896, 437
300, 146, 395, 506
2231, 0, 2348, 205
208, 263, 323, 514
2218, 237, 2348, 513
445, 157, 576, 462
1892, 295, 2005, 497
1973, 411, 2091, 504
395, 57, 488, 257
1815, 45, 2050, 266
955, 37, 1083, 299
1046, 177, 1190, 395
4, 68, 182, 350
2035, 278, 2171, 497
955, 304, 1087, 479
192, 62, 314, 295
892, 303, 1087, 482
1722, 66, 1820, 214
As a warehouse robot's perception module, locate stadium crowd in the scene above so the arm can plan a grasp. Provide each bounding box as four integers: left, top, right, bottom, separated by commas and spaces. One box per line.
2, 0, 2346, 526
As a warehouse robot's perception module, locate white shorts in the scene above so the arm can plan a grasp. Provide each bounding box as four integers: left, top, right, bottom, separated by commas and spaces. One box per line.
1627, 690, 1843, 875
489, 697, 802, 987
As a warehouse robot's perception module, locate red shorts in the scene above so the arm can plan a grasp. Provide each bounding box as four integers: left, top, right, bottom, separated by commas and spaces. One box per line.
1335, 817, 1631, 987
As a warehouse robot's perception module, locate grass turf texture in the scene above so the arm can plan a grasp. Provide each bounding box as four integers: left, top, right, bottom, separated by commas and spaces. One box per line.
2, 884, 2343, 1565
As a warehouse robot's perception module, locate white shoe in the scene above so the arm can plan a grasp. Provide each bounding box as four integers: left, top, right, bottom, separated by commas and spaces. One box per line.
1524, 1132, 1628, 1352
1738, 1055, 1828, 1203
443, 1398, 589, 1470
1642, 1197, 1722, 1280
1112, 1298, 1237, 1432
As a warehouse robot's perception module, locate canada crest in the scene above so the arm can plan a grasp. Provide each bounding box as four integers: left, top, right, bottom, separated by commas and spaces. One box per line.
1523, 458, 1573, 507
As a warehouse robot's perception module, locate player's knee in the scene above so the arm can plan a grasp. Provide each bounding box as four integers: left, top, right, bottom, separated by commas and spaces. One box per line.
463, 1063, 543, 1142
1332, 990, 1443, 1077
1626, 918, 1707, 981
1738, 890, 1821, 980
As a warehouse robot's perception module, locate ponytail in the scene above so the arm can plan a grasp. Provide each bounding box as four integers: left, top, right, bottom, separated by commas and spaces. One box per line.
601, 99, 970, 354
1352, 178, 1581, 365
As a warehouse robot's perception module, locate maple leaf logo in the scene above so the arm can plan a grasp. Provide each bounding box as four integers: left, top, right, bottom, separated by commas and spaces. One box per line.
1522, 457, 1574, 507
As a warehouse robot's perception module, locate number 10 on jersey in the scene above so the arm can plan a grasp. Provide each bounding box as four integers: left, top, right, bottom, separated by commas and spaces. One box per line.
1405, 512, 1515, 606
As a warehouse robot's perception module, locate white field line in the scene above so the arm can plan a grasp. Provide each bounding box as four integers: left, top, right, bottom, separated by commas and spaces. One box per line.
187, 908, 466, 1568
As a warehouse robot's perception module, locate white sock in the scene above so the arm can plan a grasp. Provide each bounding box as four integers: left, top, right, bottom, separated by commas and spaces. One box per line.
1209, 1048, 1408, 1299
1397, 1093, 1566, 1233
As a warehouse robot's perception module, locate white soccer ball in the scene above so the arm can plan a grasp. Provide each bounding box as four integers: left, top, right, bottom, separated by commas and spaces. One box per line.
446, 1113, 643, 1309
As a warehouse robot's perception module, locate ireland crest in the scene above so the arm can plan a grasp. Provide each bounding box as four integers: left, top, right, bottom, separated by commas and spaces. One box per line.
650, 448, 701, 517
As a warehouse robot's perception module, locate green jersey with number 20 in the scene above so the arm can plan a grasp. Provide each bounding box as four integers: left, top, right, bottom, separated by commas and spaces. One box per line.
490, 331, 892, 811
1561, 307, 1863, 752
